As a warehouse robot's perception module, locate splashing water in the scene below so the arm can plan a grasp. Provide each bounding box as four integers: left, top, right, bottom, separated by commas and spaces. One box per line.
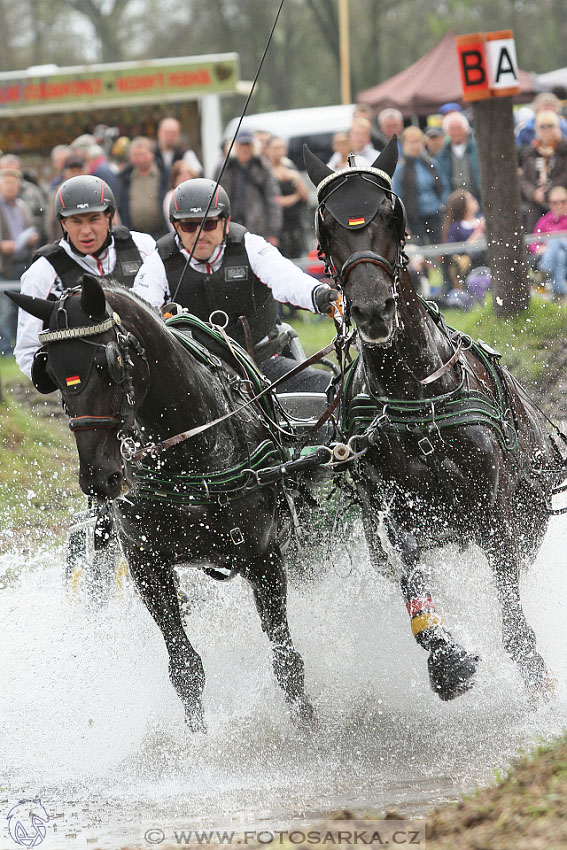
1, 518, 567, 849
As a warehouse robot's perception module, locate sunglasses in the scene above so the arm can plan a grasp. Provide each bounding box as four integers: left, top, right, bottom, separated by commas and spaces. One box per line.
177, 219, 220, 233
538, 124, 556, 130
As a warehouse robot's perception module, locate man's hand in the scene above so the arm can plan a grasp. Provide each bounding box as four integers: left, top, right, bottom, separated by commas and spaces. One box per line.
314, 284, 341, 315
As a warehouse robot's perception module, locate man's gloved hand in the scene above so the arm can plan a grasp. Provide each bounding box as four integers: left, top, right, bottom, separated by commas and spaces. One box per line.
313, 284, 341, 315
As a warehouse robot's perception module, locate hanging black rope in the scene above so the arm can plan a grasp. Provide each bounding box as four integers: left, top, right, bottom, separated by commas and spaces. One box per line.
171, 0, 286, 303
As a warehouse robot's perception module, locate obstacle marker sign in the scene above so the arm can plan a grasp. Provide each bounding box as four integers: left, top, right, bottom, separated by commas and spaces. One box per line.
457, 30, 520, 101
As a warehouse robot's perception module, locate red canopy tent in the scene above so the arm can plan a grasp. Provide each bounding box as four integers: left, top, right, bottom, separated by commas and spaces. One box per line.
356, 31, 536, 116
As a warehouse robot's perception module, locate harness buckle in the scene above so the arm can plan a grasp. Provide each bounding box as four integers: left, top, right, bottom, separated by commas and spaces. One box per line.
119, 435, 137, 461
417, 436, 435, 456
230, 527, 245, 546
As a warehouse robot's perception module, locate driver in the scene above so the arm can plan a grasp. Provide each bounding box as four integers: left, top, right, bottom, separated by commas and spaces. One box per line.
133, 178, 339, 392
14, 175, 156, 379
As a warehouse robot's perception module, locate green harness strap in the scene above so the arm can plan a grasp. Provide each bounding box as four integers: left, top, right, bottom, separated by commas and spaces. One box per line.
131, 314, 288, 505
133, 439, 287, 506
343, 303, 519, 452
165, 313, 273, 418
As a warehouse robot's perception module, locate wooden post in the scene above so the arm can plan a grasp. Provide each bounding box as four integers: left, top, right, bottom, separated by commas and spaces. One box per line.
338, 0, 351, 105
472, 98, 530, 316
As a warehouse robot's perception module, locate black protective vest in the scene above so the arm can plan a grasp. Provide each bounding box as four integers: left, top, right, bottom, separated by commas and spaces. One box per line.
157, 223, 278, 349
32, 226, 143, 290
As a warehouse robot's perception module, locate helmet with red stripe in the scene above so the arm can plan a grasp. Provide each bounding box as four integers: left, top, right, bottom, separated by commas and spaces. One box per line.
55, 175, 116, 220
169, 178, 231, 222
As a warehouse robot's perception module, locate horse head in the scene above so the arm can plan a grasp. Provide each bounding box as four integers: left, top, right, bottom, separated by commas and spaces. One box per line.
304, 137, 406, 346
8, 275, 148, 498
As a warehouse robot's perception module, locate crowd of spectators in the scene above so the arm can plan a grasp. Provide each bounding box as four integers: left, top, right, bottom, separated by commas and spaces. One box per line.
0, 117, 203, 353
328, 93, 567, 306
1, 91, 567, 353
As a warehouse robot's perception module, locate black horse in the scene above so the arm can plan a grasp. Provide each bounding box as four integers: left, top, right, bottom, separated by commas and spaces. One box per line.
304, 138, 566, 702
8, 276, 315, 731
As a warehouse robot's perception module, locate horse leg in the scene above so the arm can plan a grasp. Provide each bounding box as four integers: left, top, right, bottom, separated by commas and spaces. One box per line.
485, 534, 553, 700
128, 551, 206, 731
379, 515, 479, 700
242, 545, 316, 728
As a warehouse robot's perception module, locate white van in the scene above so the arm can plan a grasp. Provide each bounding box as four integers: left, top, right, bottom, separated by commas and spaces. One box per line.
223, 103, 355, 172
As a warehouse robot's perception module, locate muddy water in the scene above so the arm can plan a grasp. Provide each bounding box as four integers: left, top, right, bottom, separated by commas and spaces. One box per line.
2, 517, 567, 849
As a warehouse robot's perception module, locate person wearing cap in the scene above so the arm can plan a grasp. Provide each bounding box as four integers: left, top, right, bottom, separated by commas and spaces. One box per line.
424, 126, 445, 158
133, 178, 339, 392
13, 175, 156, 378
213, 131, 282, 245
438, 102, 463, 117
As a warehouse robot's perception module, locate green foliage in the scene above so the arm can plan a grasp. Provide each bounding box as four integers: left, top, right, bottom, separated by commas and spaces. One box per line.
0, 359, 83, 554
290, 295, 566, 390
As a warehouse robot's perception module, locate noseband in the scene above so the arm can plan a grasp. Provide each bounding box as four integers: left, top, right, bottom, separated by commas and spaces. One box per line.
339, 250, 397, 283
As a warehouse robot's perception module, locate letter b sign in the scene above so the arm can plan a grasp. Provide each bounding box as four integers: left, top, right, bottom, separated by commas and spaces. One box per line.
457, 30, 520, 101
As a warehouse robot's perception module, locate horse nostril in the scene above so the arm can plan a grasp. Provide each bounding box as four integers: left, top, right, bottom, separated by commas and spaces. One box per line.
383, 297, 396, 319
351, 305, 369, 324
107, 471, 123, 491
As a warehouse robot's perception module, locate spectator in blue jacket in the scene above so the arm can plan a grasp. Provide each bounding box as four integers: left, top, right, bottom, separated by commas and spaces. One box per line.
434, 112, 482, 206
392, 126, 446, 244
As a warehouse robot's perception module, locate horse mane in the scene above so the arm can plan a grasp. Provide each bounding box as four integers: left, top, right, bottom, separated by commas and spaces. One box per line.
100, 278, 163, 322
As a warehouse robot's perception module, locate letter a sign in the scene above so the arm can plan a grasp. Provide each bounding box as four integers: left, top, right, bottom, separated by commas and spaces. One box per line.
457, 30, 520, 101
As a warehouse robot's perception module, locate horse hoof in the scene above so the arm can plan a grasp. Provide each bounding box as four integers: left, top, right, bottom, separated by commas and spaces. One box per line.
290, 697, 318, 731
428, 642, 479, 701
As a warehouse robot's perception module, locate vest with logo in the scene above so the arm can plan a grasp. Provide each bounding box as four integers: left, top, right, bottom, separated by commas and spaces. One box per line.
157, 223, 278, 349
32, 226, 143, 290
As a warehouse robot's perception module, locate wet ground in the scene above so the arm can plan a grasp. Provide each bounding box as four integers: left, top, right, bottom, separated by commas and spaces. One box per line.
2, 514, 567, 850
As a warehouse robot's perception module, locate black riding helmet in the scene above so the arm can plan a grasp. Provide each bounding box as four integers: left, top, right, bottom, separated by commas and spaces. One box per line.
169, 178, 231, 222
55, 175, 116, 220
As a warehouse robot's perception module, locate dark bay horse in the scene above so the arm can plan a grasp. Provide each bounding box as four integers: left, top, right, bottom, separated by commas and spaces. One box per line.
305, 138, 566, 702
9, 276, 315, 731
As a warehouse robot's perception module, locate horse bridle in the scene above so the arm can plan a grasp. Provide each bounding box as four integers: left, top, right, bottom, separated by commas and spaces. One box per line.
38, 291, 148, 461
315, 170, 408, 347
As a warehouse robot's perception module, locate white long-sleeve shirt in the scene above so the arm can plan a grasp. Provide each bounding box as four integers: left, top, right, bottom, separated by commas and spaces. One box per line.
15, 231, 156, 378
133, 231, 321, 316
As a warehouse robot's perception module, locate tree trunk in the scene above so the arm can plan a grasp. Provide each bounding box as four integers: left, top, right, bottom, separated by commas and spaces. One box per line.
473, 97, 530, 317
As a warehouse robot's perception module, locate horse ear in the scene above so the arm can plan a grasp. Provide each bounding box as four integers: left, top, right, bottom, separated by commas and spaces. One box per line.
304, 144, 334, 189
80, 274, 106, 319
5, 290, 54, 323
371, 135, 399, 178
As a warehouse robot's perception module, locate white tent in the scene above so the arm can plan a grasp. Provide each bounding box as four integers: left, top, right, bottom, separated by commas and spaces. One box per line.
535, 67, 567, 91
